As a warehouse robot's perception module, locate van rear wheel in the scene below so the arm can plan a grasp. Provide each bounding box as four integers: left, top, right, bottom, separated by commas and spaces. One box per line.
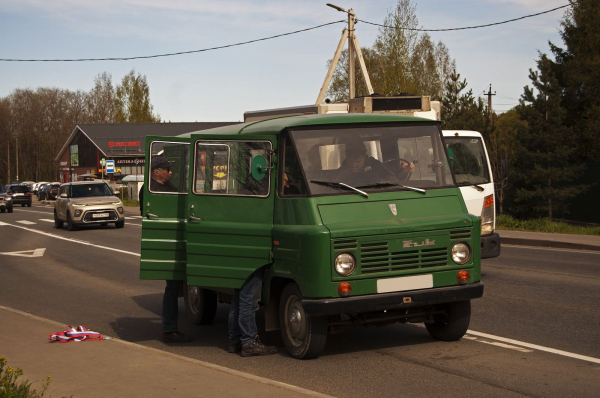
279, 283, 327, 359
184, 283, 217, 325
425, 300, 471, 341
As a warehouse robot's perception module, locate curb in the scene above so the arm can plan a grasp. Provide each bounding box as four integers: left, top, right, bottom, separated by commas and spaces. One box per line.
501, 237, 600, 252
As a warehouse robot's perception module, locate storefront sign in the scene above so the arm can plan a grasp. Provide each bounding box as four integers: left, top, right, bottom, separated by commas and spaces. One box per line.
108, 141, 141, 148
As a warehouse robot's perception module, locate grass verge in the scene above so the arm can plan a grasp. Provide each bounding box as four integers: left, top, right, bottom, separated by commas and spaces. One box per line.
497, 214, 600, 235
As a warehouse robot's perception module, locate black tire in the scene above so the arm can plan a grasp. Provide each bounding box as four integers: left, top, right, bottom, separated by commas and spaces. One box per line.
0, 208, 4, 213
184, 283, 217, 325
21, 204, 25, 207
279, 282, 327, 359
67, 212, 77, 231
27, 203, 31, 207
425, 300, 471, 341
115, 219, 125, 228
54, 210, 64, 229
7, 206, 12, 213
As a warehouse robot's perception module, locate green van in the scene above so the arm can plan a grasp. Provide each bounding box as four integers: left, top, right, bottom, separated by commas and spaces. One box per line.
140, 113, 483, 359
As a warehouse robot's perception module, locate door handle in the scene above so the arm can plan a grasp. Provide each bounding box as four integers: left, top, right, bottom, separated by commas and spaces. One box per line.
188, 214, 202, 222
146, 211, 160, 219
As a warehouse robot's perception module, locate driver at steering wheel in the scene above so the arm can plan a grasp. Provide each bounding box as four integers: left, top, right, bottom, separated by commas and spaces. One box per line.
339, 143, 396, 185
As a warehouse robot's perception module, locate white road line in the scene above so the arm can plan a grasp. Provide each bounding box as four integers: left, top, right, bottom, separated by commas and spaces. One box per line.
463, 335, 533, 353
39, 219, 54, 223
15, 209, 54, 215
466, 330, 600, 364
16, 220, 36, 225
0, 221, 140, 257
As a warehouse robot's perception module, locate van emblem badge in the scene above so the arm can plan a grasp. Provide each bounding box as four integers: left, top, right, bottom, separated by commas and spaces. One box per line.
403, 239, 436, 248
389, 204, 397, 216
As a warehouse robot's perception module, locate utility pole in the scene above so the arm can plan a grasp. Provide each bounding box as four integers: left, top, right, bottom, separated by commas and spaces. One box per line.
15, 137, 19, 181
7, 141, 10, 183
316, 3, 374, 104
485, 84, 496, 123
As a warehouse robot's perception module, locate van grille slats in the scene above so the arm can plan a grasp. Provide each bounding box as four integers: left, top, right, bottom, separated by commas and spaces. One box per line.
450, 229, 472, 240
359, 244, 448, 275
333, 239, 358, 250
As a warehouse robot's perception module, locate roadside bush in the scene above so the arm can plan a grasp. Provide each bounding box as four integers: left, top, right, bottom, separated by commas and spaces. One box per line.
0, 356, 51, 397
497, 214, 600, 235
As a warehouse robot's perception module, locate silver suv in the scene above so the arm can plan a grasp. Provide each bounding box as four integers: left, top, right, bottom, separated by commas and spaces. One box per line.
54, 181, 125, 231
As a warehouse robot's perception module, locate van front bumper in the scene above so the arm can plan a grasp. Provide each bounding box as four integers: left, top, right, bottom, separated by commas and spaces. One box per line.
301, 282, 484, 316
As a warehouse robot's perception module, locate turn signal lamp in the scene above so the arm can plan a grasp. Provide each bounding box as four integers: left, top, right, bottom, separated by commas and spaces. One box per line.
481, 194, 495, 236
338, 282, 352, 297
457, 270, 470, 285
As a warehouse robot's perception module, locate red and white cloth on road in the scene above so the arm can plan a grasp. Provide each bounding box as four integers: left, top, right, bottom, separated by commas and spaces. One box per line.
49, 325, 103, 343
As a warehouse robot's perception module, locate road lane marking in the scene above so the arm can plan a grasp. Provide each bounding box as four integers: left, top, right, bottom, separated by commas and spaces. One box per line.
0, 248, 46, 257
0, 221, 140, 257
463, 335, 533, 353
16, 220, 36, 225
466, 330, 600, 364
40, 219, 54, 223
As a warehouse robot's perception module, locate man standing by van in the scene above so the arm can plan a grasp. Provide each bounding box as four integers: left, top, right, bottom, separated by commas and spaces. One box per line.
147, 156, 192, 344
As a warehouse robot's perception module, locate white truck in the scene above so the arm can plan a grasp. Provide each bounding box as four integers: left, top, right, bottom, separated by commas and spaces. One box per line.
244, 95, 500, 258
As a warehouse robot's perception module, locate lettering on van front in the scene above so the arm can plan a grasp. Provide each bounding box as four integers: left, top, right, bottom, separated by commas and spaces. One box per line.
403, 239, 435, 248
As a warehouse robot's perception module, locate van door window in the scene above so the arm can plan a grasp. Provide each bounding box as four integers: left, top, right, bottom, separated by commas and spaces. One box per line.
149, 141, 189, 194
282, 135, 307, 196
193, 141, 272, 197
444, 137, 491, 184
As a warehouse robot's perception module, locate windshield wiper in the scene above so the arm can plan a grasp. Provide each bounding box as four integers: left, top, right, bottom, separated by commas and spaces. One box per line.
356, 182, 400, 189
311, 180, 369, 198
398, 184, 427, 194
458, 183, 485, 192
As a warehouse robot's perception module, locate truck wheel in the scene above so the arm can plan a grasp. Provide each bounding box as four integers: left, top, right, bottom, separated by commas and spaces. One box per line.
67, 212, 77, 231
7, 206, 12, 213
279, 282, 327, 359
425, 300, 471, 341
54, 210, 64, 229
184, 284, 217, 325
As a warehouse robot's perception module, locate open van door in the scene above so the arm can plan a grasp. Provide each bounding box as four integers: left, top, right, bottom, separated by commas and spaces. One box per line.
140, 137, 190, 280
185, 135, 276, 289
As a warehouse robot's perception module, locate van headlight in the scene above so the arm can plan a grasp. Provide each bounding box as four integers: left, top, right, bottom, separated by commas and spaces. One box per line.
451, 242, 471, 265
334, 253, 356, 276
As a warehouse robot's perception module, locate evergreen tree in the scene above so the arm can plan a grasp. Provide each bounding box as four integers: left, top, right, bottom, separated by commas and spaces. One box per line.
441, 71, 487, 132
550, 0, 600, 162
513, 54, 586, 219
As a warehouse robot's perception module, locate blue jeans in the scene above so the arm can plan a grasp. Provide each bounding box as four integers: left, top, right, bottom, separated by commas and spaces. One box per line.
228, 268, 264, 348
162, 280, 182, 333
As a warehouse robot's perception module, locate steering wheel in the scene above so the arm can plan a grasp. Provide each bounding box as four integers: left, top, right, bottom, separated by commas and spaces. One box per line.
382, 158, 413, 181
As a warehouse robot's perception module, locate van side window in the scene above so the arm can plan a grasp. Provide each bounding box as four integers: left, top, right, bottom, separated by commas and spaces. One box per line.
194, 141, 271, 197
149, 141, 190, 194
281, 135, 307, 196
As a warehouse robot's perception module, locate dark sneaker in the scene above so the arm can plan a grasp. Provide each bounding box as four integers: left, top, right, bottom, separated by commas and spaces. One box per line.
163, 331, 193, 344
228, 342, 242, 353
240, 337, 277, 357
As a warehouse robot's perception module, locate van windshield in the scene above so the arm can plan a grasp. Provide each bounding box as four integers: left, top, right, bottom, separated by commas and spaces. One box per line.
444, 137, 491, 185
289, 124, 454, 195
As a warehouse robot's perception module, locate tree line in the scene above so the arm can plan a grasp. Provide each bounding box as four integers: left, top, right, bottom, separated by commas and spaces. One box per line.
0, 70, 159, 184
328, 0, 599, 221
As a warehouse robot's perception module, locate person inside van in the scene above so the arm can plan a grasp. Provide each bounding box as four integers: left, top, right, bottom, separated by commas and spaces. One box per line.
150, 156, 178, 193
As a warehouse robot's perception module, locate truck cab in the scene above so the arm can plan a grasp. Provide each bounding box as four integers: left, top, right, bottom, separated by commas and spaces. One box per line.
140, 113, 484, 358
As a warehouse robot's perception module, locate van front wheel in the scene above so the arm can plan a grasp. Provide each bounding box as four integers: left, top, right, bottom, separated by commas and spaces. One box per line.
279, 283, 327, 359
184, 284, 217, 325
425, 300, 471, 341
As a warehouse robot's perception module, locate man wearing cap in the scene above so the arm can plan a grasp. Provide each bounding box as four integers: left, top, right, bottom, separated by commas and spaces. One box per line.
150, 156, 178, 193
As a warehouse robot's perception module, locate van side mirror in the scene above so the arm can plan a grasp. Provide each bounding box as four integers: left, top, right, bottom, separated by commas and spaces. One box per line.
60, 193, 68, 198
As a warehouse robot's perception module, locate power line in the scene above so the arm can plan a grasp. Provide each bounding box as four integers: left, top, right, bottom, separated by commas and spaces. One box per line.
0, 20, 345, 62
358, 4, 570, 32
0, 3, 571, 63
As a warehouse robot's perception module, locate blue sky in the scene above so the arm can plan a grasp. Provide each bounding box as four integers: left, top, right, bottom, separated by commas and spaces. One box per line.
0, 0, 569, 122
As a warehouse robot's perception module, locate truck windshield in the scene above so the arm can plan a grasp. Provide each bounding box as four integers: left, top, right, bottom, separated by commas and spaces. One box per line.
289, 124, 454, 195
444, 137, 491, 185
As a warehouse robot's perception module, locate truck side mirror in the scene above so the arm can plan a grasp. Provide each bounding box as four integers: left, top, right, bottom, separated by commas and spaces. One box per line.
251, 155, 268, 180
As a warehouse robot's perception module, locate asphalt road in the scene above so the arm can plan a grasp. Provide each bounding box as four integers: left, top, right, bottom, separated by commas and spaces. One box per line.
1, 203, 599, 397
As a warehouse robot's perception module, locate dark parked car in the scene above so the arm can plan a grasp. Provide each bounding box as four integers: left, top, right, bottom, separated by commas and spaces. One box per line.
6, 184, 32, 207
39, 183, 61, 201
0, 184, 14, 213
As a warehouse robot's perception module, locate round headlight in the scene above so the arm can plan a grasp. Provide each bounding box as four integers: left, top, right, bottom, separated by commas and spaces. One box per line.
334, 253, 356, 276
451, 242, 471, 265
